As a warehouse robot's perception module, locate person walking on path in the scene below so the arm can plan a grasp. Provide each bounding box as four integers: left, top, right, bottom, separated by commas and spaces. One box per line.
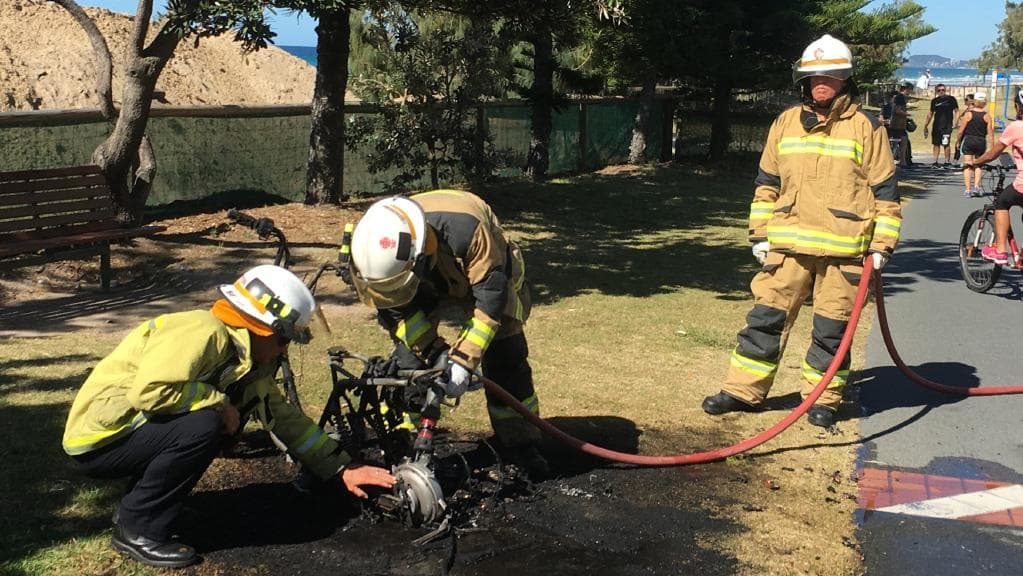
63, 265, 395, 569
923, 83, 959, 168
346, 191, 549, 478
965, 89, 1023, 264
889, 82, 915, 167
701, 34, 900, 428
956, 91, 994, 196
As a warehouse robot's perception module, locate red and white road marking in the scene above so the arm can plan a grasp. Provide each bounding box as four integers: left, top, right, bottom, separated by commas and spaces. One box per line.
858, 467, 1023, 528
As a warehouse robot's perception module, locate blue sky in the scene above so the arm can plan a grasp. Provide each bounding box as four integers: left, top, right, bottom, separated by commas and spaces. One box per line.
85, 0, 1004, 60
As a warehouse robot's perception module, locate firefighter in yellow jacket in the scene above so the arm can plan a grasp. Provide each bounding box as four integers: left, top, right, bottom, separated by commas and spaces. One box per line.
346, 190, 548, 477
63, 264, 394, 569
702, 34, 900, 428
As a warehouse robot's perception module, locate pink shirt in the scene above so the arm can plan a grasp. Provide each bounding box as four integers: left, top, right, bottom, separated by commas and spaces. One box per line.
998, 120, 1023, 193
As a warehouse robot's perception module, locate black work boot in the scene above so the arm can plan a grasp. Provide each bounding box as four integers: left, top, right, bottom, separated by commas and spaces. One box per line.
701, 391, 756, 415
507, 444, 551, 480
807, 405, 837, 428
111, 524, 199, 569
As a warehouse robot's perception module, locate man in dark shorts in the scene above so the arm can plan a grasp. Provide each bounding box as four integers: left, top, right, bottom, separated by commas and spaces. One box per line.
923, 83, 958, 168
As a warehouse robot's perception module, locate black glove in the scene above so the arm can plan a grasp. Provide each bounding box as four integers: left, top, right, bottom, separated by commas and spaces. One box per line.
389, 344, 426, 371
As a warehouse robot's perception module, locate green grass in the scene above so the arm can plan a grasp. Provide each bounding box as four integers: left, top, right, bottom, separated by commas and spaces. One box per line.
0, 162, 875, 576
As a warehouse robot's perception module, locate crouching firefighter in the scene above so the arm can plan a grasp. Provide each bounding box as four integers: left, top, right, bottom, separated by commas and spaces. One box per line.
62, 264, 395, 569
702, 34, 901, 428
345, 191, 549, 478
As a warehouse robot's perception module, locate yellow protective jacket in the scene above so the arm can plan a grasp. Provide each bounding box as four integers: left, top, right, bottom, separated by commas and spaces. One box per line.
380, 190, 529, 371
62, 310, 350, 480
749, 100, 901, 257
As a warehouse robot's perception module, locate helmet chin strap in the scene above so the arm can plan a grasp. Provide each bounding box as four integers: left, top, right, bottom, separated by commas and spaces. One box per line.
812, 98, 834, 112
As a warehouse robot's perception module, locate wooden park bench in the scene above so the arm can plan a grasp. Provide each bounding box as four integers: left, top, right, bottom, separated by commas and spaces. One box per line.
0, 165, 166, 290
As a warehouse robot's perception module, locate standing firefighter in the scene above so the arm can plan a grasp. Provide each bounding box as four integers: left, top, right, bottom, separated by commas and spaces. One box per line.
701, 34, 900, 427
347, 190, 549, 477
63, 265, 395, 569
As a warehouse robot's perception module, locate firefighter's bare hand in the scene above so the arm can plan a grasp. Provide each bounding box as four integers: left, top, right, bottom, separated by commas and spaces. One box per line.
219, 404, 241, 435
341, 464, 396, 499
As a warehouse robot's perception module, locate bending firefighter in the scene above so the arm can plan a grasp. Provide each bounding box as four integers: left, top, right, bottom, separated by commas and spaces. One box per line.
63, 265, 394, 569
347, 191, 548, 477
702, 34, 901, 428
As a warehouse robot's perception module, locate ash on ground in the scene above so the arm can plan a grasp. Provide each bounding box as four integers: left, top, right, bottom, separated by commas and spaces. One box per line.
179, 421, 743, 576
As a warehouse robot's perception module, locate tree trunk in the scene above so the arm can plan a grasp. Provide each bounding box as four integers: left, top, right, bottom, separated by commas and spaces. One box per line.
305, 9, 351, 205
708, 72, 733, 162
628, 75, 656, 164
92, 29, 178, 225
52, 0, 115, 120
525, 27, 554, 181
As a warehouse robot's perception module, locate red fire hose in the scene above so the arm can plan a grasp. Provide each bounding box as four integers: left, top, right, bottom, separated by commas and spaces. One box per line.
482, 260, 1023, 467
873, 271, 1023, 396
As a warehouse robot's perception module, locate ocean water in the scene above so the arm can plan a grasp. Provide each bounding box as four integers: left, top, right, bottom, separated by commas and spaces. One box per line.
897, 66, 1023, 86
281, 45, 316, 66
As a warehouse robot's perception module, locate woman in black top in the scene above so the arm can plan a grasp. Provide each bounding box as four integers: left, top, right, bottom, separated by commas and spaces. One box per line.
956, 92, 994, 196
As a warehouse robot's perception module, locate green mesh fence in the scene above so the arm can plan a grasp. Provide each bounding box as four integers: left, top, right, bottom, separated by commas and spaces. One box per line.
0, 99, 674, 205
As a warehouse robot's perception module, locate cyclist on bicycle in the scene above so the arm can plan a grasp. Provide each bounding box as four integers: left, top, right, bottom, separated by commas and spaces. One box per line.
964, 88, 1023, 265
700, 34, 900, 428
63, 264, 395, 569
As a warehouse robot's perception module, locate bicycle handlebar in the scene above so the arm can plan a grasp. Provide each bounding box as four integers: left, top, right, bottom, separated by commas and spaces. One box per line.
977, 163, 1014, 172
227, 208, 291, 269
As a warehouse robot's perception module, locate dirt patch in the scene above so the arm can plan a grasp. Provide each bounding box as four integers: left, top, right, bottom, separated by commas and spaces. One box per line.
0, 201, 370, 335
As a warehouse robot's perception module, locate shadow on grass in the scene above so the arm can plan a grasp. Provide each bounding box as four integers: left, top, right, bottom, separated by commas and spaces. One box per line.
478, 163, 756, 304
0, 394, 120, 569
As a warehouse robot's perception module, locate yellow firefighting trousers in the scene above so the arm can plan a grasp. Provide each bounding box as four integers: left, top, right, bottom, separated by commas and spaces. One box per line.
721, 252, 863, 410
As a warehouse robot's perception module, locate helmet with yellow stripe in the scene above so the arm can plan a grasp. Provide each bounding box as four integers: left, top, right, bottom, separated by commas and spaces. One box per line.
349, 196, 433, 309
218, 264, 316, 343
792, 34, 853, 84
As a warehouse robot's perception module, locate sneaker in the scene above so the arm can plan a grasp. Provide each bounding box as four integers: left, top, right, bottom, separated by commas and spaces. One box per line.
972, 186, 984, 197
963, 189, 973, 197
981, 245, 1008, 264
931, 162, 941, 168
943, 163, 952, 169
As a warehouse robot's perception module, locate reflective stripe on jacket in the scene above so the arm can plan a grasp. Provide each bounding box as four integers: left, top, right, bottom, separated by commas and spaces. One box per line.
62, 310, 349, 480
382, 189, 529, 370
749, 101, 901, 257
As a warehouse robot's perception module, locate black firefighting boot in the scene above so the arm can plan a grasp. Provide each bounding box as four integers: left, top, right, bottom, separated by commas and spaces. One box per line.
111, 524, 199, 569
807, 405, 837, 428
701, 391, 757, 415
506, 443, 551, 480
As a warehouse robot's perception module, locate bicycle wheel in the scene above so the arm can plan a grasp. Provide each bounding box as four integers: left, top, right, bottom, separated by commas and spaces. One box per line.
958, 209, 1002, 292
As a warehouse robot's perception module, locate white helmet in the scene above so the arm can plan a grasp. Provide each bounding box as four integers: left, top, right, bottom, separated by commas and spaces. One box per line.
349, 196, 429, 309
792, 34, 853, 84
218, 264, 316, 343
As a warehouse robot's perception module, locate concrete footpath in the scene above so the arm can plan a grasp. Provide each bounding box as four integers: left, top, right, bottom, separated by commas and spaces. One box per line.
857, 166, 1023, 574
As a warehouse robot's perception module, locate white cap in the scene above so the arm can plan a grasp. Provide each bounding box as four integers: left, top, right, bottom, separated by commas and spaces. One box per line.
974, 91, 987, 103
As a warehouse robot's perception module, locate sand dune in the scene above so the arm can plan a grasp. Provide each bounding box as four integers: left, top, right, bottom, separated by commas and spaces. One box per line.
1, 0, 317, 111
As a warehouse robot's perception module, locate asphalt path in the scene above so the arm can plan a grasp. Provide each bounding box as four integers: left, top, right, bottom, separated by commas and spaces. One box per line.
858, 164, 1023, 574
